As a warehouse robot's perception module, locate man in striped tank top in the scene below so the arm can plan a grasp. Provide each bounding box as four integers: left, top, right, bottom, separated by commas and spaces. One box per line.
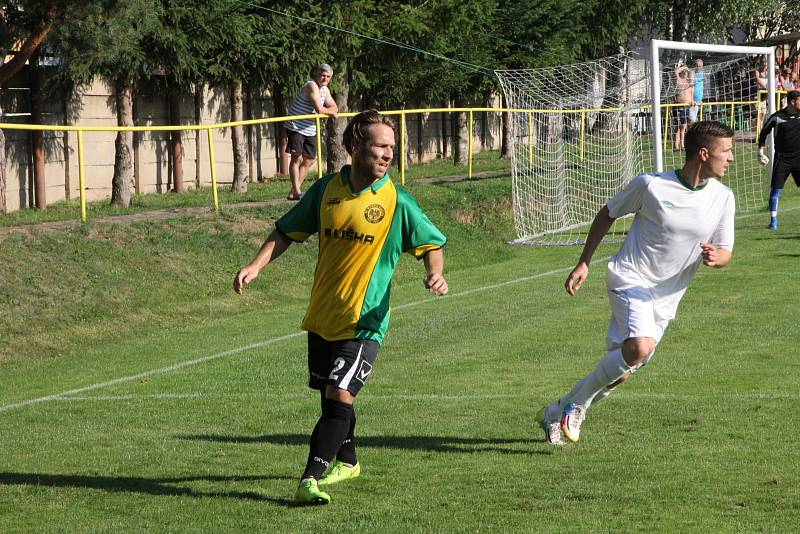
285, 64, 339, 200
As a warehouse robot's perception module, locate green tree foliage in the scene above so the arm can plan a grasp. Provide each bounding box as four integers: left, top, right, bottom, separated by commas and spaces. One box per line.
50, 0, 162, 86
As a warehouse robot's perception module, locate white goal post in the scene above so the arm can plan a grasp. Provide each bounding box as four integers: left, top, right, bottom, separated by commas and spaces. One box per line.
651, 39, 776, 173
496, 39, 779, 246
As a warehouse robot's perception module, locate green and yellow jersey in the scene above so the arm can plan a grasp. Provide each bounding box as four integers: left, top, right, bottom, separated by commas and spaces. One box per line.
276, 165, 446, 344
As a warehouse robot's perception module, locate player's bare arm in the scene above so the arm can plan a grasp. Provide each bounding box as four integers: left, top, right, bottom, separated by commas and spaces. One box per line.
565, 205, 615, 295
324, 95, 339, 116
306, 82, 338, 118
423, 248, 448, 296
233, 228, 292, 294
700, 243, 732, 268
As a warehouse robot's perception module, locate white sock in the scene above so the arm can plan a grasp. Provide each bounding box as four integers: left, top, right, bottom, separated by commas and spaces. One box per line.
562, 349, 633, 408
587, 387, 611, 408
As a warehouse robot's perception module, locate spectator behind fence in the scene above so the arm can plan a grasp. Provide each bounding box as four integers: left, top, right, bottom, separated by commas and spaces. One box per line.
284, 64, 339, 201
779, 67, 795, 106
689, 58, 704, 123
673, 65, 693, 150
754, 61, 769, 118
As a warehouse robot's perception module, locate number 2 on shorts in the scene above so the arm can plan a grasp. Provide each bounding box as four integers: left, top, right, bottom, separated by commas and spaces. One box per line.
329, 357, 346, 381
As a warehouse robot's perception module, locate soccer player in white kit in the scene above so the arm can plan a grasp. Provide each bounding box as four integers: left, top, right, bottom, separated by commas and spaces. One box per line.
536, 121, 736, 445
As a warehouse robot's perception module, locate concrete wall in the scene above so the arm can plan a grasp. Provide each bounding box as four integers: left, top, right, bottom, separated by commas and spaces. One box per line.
1, 68, 503, 213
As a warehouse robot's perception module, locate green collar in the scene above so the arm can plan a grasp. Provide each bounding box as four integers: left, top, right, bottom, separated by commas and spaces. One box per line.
340, 165, 390, 195
675, 169, 708, 191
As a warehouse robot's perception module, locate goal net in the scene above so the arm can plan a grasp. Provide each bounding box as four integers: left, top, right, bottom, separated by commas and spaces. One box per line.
495, 40, 776, 245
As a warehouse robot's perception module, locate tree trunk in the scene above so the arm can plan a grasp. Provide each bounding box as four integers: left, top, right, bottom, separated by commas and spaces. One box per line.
325, 63, 349, 174
453, 98, 468, 166
231, 80, 248, 193
194, 84, 202, 188
30, 56, 46, 209
441, 100, 449, 158
131, 92, 139, 195
169, 91, 183, 192
273, 85, 290, 176
0, 126, 5, 213
245, 82, 254, 182
111, 78, 134, 208
417, 108, 424, 164
0, 0, 57, 84
500, 95, 514, 159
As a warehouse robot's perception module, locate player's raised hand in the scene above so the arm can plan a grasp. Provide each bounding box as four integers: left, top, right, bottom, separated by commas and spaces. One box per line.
424, 272, 448, 296
233, 265, 260, 295
565, 262, 589, 296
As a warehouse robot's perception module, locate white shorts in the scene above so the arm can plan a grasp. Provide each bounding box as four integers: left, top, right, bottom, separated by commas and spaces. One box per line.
606, 285, 669, 351
688, 105, 700, 121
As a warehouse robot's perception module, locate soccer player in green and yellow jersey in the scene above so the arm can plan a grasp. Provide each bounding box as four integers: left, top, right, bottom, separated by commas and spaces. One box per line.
234, 110, 448, 506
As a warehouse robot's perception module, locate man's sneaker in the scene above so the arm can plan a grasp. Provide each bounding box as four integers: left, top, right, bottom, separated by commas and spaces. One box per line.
293, 478, 330, 506
768, 218, 778, 230
318, 460, 361, 486
535, 406, 564, 445
560, 403, 586, 443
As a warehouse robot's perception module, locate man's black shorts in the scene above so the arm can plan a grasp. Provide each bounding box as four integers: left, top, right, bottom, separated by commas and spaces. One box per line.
771, 154, 800, 189
285, 127, 317, 159
672, 106, 690, 125
307, 332, 379, 396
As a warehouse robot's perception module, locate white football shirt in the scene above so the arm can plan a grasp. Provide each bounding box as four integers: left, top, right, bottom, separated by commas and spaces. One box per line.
606, 170, 735, 320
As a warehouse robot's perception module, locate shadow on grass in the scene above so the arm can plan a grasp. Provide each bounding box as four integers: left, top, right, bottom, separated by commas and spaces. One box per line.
754, 234, 800, 241
178, 433, 551, 456
0, 472, 294, 506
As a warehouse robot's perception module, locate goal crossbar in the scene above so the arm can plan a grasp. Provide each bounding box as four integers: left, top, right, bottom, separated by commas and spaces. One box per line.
650, 39, 776, 172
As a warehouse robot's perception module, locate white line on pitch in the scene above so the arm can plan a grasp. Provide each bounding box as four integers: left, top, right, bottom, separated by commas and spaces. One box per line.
3, 205, 795, 415
51, 390, 800, 402
0, 260, 591, 415
736, 204, 800, 220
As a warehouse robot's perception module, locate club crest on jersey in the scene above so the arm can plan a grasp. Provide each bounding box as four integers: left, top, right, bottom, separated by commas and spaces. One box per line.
660, 200, 675, 207
364, 204, 385, 223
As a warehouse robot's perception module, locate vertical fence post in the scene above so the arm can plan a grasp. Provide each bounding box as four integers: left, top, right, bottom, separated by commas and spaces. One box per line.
315, 117, 323, 179
729, 103, 735, 129
528, 111, 534, 166
755, 103, 761, 141
579, 111, 586, 161
207, 128, 219, 212
400, 112, 406, 185
662, 106, 669, 153
77, 129, 86, 223
467, 110, 473, 178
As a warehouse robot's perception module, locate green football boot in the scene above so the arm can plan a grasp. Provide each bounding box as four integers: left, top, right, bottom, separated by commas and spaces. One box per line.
293, 477, 331, 506
318, 460, 361, 486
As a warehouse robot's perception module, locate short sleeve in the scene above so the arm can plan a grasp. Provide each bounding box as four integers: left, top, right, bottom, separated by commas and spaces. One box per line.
712, 189, 736, 251
396, 189, 447, 258
607, 174, 649, 219
275, 177, 328, 242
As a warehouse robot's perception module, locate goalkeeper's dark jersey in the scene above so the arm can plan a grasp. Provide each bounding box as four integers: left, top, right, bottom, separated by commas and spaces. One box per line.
758, 109, 800, 162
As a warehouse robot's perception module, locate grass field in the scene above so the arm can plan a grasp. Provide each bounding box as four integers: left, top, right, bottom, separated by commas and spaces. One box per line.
1, 159, 799, 532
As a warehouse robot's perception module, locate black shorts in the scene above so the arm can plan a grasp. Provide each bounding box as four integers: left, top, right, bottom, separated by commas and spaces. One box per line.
285, 128, 317, 159
672, 106, 690, 125
771, 155, 800, 189
307, 332, 379, 396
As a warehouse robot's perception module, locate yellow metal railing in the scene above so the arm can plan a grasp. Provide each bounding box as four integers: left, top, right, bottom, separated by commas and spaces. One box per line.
1, 97, 785, 223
